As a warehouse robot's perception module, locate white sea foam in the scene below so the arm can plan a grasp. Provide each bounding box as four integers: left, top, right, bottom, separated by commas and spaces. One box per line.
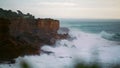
0, 28, 120, 68
100, 31, 120, 41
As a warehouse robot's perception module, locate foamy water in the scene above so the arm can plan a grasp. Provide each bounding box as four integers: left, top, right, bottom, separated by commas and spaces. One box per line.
0, 28, 120, 68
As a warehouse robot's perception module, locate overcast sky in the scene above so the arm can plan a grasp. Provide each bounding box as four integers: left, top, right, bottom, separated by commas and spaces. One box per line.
0, 0, 120, 19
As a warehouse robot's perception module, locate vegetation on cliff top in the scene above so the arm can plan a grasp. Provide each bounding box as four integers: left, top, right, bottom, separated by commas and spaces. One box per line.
0, 8, 34, 19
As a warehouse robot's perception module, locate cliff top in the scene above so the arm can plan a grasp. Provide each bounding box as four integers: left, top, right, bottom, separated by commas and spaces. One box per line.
0, 8, 34, 19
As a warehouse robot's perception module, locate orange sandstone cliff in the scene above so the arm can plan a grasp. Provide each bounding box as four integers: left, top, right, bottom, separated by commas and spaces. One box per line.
37, 18, 59, 32
0, 8, 69, 63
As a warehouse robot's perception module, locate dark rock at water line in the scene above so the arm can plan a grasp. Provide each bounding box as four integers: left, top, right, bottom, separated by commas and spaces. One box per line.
58, 27, 69, 34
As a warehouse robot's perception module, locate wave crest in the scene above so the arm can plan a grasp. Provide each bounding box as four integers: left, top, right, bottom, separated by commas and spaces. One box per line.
100, 31, 120, 41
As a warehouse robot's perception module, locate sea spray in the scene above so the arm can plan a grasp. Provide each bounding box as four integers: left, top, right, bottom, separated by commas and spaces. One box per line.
1, 24, 120, 68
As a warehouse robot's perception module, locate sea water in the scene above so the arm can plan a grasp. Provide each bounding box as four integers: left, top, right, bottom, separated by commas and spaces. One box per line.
0, 19, 120, 68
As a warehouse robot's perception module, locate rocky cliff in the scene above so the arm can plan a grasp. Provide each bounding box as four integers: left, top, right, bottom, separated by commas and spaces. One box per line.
0, 18, 40, 63
0, 8, 69, 63
37, 18, 59, 32
9, 18, 36, 37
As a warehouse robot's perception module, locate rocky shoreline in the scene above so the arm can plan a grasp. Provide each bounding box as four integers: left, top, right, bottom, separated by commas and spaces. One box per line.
0, 8, 69, 63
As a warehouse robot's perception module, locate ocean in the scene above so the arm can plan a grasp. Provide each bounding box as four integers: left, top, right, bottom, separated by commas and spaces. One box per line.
60, 19, 120, 33
0, 19, 120, 68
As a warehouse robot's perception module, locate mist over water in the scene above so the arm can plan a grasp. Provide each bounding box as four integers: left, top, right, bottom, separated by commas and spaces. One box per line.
1, 19, 120, 68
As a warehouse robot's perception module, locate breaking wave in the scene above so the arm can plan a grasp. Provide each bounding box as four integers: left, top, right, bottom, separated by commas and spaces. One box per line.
100, 31, 120, 41
0, 27, 120, 68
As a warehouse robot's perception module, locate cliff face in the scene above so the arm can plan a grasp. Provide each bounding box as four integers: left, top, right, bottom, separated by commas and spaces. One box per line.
9, 18, 60, 36
9, 18, 61, 45
0, 18, 40, 62
0, 18, 68, 63
9, 18, 36, 36
0, 8, 69, 63
37, 18, 59, 32
0, 18, 10, 41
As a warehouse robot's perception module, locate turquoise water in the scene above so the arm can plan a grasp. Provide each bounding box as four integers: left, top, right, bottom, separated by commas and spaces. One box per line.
60, 19, 120, 33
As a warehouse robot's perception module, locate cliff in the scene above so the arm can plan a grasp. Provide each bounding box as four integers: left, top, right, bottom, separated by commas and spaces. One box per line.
9, 18, 36, 36
0, 18, 40, 63
37, 18, 59, 32
9, 18, 61, 45
0, 8, 69, 63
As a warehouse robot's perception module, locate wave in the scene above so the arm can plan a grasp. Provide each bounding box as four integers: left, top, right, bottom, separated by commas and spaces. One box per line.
1, 28, 120, 68
100, 31, 120, 41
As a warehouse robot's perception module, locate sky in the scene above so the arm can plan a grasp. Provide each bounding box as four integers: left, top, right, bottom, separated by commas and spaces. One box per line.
0, 0, 120, 19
